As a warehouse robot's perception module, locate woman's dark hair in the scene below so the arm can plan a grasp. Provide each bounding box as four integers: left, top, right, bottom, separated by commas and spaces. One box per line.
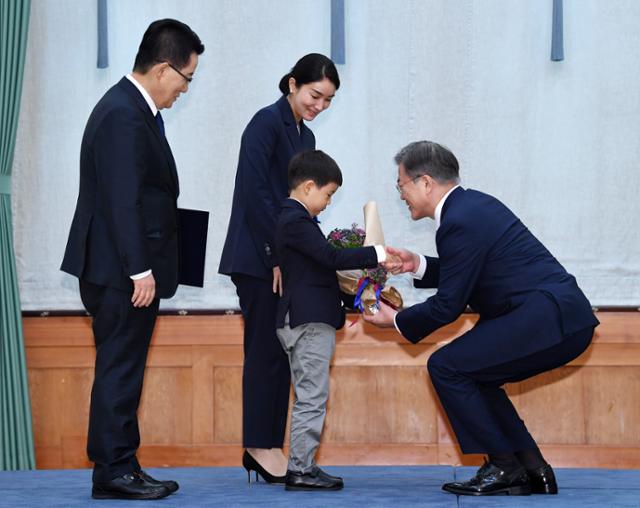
288, 150, 343, 191
278, 53, 340, 95
133, 19, 204, 73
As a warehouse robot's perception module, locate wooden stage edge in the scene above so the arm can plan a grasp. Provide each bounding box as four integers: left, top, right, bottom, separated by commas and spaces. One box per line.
23, 312, 640, 470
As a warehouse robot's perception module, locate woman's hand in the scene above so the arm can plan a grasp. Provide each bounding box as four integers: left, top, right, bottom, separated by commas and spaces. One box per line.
272, 266, 283, 296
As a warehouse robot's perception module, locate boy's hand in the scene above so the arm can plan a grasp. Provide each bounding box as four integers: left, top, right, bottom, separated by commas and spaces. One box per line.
383, 246, 420, 275
272, 266, 283, 296
381, 252, 402, 272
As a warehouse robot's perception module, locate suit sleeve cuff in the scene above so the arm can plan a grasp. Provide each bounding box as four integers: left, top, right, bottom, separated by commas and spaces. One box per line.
411, 255, 427, 279
393, 311, 403, 336
373, 245, 386, 263
130, 269, 152, 280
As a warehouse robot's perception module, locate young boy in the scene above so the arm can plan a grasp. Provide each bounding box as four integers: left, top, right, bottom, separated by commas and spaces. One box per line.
275, 150, 387, 491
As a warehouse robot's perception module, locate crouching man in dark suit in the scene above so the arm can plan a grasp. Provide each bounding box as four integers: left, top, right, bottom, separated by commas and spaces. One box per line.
61, 19, 204, 500
364, 141, 598, 496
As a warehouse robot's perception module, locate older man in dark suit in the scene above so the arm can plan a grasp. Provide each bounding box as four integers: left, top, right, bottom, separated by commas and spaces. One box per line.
365, 141, 598, 496
61, 19, 203, 500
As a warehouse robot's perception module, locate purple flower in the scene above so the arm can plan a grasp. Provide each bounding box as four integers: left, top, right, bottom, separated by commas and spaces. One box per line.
327, 224, 389, 285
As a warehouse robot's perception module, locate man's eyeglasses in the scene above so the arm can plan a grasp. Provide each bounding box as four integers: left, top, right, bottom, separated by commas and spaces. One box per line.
395, 175, 422, 194
167, 62, 193, 83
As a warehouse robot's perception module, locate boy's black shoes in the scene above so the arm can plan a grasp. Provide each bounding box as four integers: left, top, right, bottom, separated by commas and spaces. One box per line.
285, 468, 344, 491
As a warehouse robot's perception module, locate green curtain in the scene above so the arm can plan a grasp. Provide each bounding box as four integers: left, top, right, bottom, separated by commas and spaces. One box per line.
0, 0, 34, 470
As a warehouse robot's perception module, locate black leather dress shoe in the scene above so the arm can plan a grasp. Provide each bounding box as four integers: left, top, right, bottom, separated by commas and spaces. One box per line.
285, 468, 344, 491
527, 463, 558, 494
442, 461, 531, 496
135, 469, 179, 493
92, 472, 171, 499
317, 468, 343, 483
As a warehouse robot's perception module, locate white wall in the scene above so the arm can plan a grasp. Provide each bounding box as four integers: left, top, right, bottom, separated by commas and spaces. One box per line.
12, 0, 640, 310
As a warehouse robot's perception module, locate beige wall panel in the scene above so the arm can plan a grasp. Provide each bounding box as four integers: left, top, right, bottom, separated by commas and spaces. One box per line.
316, 443, 440, 465
153, 315, 244, 345
137, 444, 241, 467
28, 368, 93, 446
583, 366, 640, 445
28, 370, 64, 447
510, 367, 586, 445
213, 367, 243, 443
22, 313, 640, 469
138, 367, 193, 445
591, 314, 640, 343
537, 444, 640, 469
192, 353, 215, 444
27, 346, 95, 368
325, 366, 437, 443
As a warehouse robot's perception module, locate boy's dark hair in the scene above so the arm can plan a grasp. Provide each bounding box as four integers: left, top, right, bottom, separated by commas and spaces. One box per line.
288, 150, 343, 191
133, 19, 204, 73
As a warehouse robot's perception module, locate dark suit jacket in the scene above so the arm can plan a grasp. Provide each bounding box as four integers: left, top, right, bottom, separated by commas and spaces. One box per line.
61, 77, 180, 298
396, 187, 599, 344
219, 95, 315, 280
275, 199, 379, 330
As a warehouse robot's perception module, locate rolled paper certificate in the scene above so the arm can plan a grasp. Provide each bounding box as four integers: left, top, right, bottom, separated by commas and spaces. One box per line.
363, 201, 385, 246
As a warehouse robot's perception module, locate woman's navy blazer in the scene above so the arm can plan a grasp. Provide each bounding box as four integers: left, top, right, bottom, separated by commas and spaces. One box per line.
219, 95, 315, 280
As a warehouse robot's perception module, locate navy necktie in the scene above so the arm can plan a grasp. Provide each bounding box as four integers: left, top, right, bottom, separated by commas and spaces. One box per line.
155, 111, 165, 137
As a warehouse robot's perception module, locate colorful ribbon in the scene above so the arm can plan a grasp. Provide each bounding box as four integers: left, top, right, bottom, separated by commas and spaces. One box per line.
353, 277, 383, 313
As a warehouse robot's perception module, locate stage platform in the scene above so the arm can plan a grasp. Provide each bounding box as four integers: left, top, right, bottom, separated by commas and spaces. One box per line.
1, 466, 639, 507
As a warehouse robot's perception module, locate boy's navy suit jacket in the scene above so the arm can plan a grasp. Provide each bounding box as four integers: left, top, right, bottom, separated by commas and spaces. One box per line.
275, 199, 379, 330
396, 187, 599, 345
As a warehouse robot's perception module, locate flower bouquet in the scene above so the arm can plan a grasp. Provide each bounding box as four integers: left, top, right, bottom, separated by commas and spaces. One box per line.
327, 202, 403, 315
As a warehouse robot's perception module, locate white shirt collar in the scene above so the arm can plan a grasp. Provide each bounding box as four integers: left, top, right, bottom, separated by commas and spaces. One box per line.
434, 185, 460, 229
289, 197, 310, 214
126, 74, 158, 116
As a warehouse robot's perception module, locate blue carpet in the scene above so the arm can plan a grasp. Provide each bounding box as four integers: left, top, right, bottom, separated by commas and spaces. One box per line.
0, 466, 638, 507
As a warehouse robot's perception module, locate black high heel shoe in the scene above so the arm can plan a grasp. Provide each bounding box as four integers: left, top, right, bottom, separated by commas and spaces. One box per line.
242, 450, 286, 484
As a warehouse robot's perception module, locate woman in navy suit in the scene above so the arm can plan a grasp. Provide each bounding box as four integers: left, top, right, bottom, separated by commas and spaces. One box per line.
219, 54, 340, 482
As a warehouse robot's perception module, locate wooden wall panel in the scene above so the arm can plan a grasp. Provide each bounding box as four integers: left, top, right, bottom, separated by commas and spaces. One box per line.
511, 367, 587, 445
28, 368, 93, 446
213, 367, 243, 444
138, 367, 193, 445
583, 366, 640, 445
326, 366, 437, 444
23, 312, 640, 470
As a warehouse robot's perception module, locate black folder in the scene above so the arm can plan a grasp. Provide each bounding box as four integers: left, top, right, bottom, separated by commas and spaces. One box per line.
178, 208, 209, 287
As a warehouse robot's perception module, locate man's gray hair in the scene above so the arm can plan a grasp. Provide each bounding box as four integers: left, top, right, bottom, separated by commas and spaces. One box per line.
394, 141, 460, 183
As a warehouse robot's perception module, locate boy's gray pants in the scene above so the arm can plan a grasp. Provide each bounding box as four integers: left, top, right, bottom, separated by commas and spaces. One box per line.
277, 316, 336, 473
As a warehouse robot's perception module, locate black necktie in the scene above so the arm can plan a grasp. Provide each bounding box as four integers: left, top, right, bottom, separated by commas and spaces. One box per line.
155, 111, 165, 137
